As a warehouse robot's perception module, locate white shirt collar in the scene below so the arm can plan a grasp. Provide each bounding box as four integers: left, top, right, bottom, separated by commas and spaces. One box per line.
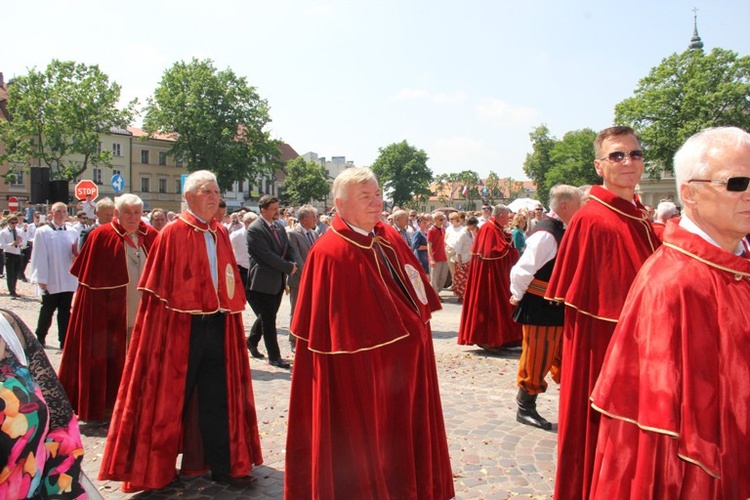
679, 215, 745, 256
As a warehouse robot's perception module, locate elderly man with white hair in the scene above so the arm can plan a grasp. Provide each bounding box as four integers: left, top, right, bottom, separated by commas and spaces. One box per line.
590, 127, 750, 498
100, 170, 262, 492
59, 193, 158, 423
651, 200, 679, 240
285, 167, 454, 498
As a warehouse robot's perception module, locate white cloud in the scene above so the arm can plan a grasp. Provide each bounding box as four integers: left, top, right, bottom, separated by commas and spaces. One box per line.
475, 99, 539, 126
391, 88, 467, 104
431, 136, 494, 171
392, 88, 431, 101
433, 90, 467, 104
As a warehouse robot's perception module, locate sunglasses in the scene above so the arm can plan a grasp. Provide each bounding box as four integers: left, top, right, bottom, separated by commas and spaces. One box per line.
599, 150, 644, 163
688, 176, 750, 192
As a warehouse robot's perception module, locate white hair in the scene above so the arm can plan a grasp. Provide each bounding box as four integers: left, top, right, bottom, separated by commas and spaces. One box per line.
115, 193, 143, 211
549, 185, 581, 212
675, 127, 750, 203
243, 211, 258, 223
96, 197, 115, 210
655, 201, 678, 221
332, 167, 377, 201
183, 170, 218, 195
297, 204, 318, 220
492, 204, 510, 217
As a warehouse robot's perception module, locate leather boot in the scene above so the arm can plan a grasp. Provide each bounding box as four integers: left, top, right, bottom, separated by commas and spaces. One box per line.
516, 388, 552, 430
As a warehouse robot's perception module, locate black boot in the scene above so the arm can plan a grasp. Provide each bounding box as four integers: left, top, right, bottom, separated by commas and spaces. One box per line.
516, 388, 552, 430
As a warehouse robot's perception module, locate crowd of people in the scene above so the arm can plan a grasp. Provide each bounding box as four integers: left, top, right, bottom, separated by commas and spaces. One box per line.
0, 125, 748, 498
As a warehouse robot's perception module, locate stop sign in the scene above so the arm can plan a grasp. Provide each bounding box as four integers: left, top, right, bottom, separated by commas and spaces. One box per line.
8, 196, 18, 211
75, 180, 99, 201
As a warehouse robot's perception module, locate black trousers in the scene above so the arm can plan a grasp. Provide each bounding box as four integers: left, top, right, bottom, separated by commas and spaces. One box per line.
246, 290, 283, 361
184, 313, 231, 477
35, 291, 74, 347
4, 253, 22, 295
21, 242, 32, 279
237, 266, 249, 290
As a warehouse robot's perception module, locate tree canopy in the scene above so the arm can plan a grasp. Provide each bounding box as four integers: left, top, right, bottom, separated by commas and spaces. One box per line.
0, 59, 135, 181
522, 124, 556, 205
282, 157, 329, 206
371, 140, 433, 208
544, 128, 599, 189
615, 47, 750, 176
143, 58, 281, 191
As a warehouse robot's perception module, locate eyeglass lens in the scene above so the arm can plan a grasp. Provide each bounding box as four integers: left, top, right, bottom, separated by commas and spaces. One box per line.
607, 150, 644, 162
726, 177, 750, 192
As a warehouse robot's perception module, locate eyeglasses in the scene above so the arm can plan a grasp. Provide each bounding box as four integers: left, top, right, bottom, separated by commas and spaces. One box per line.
534, 208, 543, 211
8, 221, 17, 225
598, 150, 644, 163
688, 176, 750, 192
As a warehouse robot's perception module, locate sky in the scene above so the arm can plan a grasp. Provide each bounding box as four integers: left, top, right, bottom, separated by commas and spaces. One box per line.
4, 0, 748, 181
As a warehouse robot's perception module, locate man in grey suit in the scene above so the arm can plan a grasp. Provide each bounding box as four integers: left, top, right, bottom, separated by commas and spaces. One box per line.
287, 204, 318, 352
246, 195, 298, 369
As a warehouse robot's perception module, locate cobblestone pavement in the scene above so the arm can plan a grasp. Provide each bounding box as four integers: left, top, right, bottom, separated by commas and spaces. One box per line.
3, 279, 558, 499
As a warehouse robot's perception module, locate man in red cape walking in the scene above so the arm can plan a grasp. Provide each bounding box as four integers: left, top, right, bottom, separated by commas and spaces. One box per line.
458, 204, 521, 349
99, 170, 262, 492
59, 194, 157, 423
545, 126, 659, 499
285, 167, 454, 499
590, 127, 750, 499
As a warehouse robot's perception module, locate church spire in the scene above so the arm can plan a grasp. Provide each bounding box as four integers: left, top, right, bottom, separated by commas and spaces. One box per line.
688, 7, 704, 51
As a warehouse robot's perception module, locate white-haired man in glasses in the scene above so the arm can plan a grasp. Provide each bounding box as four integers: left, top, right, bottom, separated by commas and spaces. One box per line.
590, 126, 750, 498
545, 126, 660, 499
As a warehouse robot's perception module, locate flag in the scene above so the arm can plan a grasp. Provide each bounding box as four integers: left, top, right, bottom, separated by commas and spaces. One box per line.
462, 185, 468, 197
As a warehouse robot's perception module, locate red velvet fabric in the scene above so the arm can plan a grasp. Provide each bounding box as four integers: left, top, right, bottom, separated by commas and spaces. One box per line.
545, 185, 659, 500
590, 222, 750, 499
652, 220, 666, 241
285, 215, 454, 499
457, 217, 521, 346
98, 212, 262, 492
59, 221, 158, 421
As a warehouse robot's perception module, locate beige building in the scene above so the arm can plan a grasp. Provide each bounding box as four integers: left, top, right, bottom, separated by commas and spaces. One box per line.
128, 127, 186, 213
637, 171, 680, 208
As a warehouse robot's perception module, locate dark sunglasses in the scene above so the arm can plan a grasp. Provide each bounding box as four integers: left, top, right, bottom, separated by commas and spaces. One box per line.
599, 150, 644, 163
688, 176, 750, 192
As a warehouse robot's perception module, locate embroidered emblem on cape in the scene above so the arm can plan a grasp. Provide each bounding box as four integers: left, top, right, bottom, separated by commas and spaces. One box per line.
225, 263, 236, 299
405, 264, 428, 304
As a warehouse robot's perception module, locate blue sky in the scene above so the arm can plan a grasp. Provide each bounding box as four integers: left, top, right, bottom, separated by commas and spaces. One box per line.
4, 0, 748, 180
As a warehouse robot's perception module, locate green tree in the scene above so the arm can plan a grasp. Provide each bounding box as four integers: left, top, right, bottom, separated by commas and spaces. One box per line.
501, 177, 526, 201
283, 157, 329, 206
144, 58, 281, 191
522, 124, 556, 205
544, 129, 599, 188
616, 47, 750, 176
0, 59, 135, 181
371, 140, 433, 207
447, 170, 481, 210
483, 171, 504, 204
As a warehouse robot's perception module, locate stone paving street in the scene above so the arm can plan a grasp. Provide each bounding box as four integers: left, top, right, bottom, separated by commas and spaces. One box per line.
3, 279, 558, 499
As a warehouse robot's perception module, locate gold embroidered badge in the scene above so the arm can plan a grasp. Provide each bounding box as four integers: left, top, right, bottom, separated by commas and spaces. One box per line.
405, 264, 428, 304
225, 263, 236, 299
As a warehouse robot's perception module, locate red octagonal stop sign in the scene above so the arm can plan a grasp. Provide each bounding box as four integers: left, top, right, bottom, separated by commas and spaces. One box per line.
75, 180, 99, 201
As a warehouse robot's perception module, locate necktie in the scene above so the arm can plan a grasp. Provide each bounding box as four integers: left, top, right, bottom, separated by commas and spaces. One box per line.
269, 224, 281, 246
306, 231, 314, 246
11, 228, 17, 241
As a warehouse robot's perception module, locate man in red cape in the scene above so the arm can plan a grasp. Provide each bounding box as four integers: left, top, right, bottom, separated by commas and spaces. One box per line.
285, 167, 454, 499
99, 171, 262, 492
59, 194, 157, 422
590, 127, 750, 499
545, 126, 659, 499
457, 204, 521, 348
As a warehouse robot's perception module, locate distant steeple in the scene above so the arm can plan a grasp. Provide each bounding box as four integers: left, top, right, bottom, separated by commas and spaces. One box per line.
689, 8, 704, 51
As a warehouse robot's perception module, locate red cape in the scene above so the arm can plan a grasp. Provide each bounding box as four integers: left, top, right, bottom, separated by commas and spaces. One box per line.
651, 220, 666, 241
285, 215, 454, 499
457, 217, 521, 346
98, 212, 262, 492
59, 220, 158, 421
545, 185, 659, 499
590, 222, 750, 499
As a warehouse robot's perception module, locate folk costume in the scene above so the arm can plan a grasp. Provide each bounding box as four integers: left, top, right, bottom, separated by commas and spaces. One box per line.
545, 185, 659, 499
285, 215, 454, 499
458, 216, 521, 348
590, 220, 750, 499
58, 220, 157, 422
99, 211, 262, 492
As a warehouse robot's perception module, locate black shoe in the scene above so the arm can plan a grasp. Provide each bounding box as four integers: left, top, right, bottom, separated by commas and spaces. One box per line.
268, 358, 291, 369
19, 277, 27, 282
248, 346, 265, 359
212, 473, 256, 488
516, 388, 553, 430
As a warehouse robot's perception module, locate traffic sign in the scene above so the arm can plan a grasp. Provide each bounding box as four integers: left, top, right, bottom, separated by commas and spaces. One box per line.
8, 196, 18, 211
111, 173, 125, 192
75, 180, 99, 201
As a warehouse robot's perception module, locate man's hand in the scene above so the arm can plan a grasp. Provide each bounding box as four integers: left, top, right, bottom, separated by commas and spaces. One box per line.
509, 296, 519, 306
291, 263, 299, 275
39, 283, 48, 291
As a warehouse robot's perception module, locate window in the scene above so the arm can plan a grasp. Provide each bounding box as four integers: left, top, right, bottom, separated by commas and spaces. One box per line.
176, 179, 182, 194
93, 168, 102, 185
112, 143, 122, 157
141, 177, 150, 193
158, 178, 167, 193
141, 150, 150, 164
159, 152, 167, 166
97, 142, 102, 154
9, 169, 23, 186
113, 169, 122, 177
175, 157, 183, 167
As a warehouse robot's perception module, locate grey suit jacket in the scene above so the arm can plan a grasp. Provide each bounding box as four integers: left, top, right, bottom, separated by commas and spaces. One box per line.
287, 225, 317, 289
246, 217, 298, 295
